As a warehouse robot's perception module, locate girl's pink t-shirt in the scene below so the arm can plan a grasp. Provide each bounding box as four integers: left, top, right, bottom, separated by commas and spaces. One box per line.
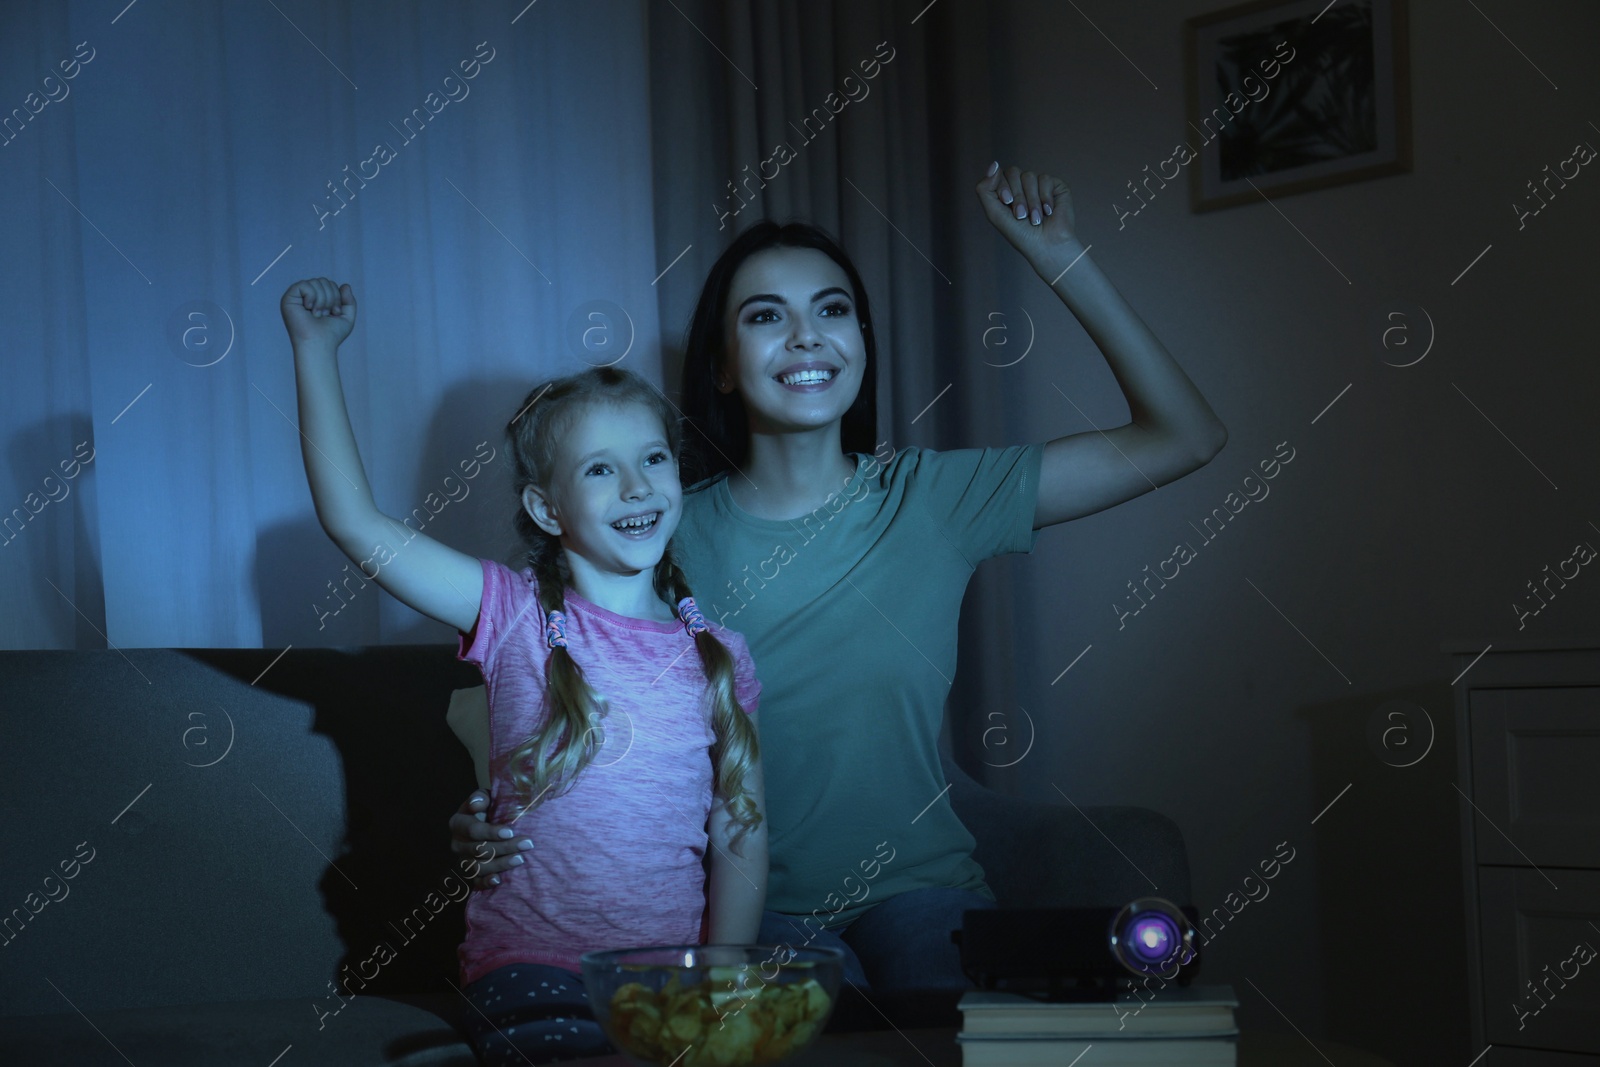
456, 558, 760, 984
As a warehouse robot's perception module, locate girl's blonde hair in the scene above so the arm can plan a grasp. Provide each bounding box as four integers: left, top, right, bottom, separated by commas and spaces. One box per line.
502, 366, 762, 852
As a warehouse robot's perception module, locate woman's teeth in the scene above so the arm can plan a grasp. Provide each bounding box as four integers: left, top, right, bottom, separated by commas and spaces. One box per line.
777, 369, 837, 386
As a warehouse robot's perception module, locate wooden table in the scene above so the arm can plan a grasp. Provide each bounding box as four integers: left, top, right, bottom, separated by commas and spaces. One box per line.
586, 1026, 1399, 1066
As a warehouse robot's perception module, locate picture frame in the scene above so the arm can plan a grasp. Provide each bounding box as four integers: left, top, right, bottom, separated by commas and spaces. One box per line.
1182, 0, 1411, 212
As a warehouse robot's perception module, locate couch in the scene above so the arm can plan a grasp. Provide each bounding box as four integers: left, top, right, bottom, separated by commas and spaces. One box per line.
0, 646, 1191, 1066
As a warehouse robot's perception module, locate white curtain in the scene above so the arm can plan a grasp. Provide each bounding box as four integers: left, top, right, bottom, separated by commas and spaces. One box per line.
3, 0, 1030, 747
2, 0, 663, 649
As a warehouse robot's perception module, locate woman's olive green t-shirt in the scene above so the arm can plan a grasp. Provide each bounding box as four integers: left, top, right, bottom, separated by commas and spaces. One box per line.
673, 442, 1045, 930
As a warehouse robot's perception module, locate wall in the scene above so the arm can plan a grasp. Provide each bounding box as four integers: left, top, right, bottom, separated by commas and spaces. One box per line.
948, 2, 1600, 1062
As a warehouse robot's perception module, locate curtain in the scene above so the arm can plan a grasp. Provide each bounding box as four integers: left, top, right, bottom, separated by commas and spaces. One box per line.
1, 0, 663, 649
4, 0, 1032, 751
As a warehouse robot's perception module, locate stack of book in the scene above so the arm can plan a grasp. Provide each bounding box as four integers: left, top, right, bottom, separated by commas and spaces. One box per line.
955, 984, 1239, 1066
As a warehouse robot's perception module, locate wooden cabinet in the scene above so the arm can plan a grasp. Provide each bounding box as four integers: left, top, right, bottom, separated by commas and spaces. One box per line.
1450, 640, 1600, 1063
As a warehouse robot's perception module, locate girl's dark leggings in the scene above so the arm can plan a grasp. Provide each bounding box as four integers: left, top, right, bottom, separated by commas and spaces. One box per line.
461, 962, 614, 1064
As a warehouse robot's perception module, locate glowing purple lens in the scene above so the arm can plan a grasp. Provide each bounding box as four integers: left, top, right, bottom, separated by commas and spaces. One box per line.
1129, 915, 1176, 960
1110, 897, 1195, 979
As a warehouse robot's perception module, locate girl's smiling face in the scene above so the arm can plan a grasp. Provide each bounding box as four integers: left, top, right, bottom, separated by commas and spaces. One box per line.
523, 401, 682, 576
718, 246, 866, 435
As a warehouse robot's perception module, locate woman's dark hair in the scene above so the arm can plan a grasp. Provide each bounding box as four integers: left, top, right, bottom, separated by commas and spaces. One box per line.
679, 221, 879, 483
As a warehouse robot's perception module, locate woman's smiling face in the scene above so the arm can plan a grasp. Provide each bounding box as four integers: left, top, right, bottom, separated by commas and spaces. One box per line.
718, 245, 866, 435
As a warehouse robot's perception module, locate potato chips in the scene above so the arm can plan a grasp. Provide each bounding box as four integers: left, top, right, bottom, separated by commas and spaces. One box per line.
606, 964, 831, 1066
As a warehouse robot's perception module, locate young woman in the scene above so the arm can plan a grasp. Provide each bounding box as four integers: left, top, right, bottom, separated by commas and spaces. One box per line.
448, 161, 1228, 992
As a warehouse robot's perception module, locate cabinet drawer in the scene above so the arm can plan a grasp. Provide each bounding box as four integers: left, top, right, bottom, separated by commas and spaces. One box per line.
1479, 866, 1600, 1053
1469, 687, 1600, 868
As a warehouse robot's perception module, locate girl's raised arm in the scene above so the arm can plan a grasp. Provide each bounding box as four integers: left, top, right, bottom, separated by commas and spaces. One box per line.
281, 278, 483, 634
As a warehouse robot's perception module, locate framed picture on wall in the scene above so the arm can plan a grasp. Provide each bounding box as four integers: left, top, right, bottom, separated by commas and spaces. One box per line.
1182, 0, 1411, 212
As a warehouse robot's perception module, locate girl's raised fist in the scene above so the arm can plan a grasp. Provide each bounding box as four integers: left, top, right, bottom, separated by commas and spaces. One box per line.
281, 277, 357, 348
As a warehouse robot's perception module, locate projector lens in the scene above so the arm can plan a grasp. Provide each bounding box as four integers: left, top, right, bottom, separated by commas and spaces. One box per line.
1109, 898, 1195, 978
1131, 915, 1174, 959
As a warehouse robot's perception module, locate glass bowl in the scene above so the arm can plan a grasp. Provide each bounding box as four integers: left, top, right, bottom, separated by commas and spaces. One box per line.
579, 944, 844, 1066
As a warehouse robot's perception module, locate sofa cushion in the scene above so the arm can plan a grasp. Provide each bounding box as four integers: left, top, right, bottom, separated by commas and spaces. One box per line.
0, 647, 483, 1020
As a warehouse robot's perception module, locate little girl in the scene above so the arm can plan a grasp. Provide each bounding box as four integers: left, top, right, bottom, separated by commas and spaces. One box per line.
281, 277, 768, 1064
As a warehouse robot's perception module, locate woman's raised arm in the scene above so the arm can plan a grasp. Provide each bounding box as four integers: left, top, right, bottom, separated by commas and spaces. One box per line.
975, 163, 1229, 529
